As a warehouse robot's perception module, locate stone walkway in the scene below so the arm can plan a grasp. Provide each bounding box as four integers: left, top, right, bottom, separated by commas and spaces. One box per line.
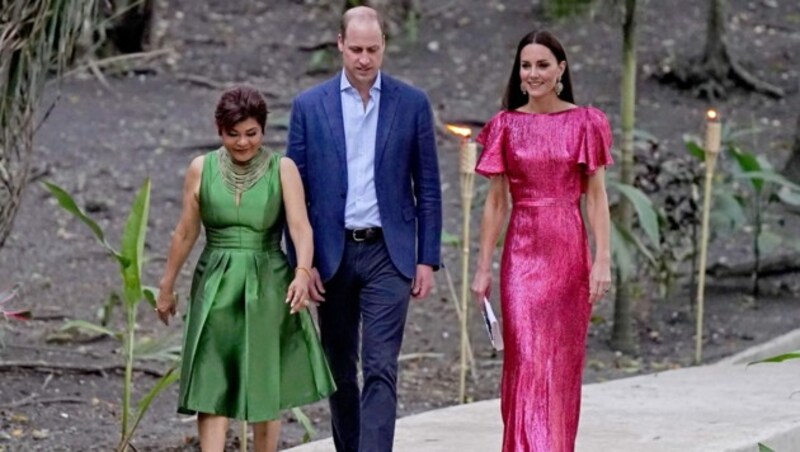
285, 329, 800, 452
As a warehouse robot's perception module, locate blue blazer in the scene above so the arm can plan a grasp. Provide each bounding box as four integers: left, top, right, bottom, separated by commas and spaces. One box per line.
286, 73, 442, 281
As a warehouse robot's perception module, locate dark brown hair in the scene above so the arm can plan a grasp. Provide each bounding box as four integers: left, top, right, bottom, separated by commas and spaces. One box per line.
503, 30, 575, 110
214, 85, 268, 133
340, 6, 385, 39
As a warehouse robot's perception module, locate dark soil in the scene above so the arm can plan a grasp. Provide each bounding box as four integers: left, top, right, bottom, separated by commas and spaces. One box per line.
1, 0, 798, 450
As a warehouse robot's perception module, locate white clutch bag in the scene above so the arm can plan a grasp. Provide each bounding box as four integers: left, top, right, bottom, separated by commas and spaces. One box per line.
482, 297, 504, 351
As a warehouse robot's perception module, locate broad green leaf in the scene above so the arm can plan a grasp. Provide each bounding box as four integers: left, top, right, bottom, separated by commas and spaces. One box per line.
730, 147, 764, 192
142, 286, 158, 308
758, 230, 783, 255
441, 230, 460, 247
757, 443, 775, 452
121, 367, 181, 447
134, 335, 182, 363
611, 222, 635, 281
292, 407, 317, 443
613, 221, 657, 268
733, 171, 800, 192
709, 191, 746, 231
725, 126, 763, 142
684, 140, 706, 161
777, 186, 800, 207
59, 319, 120, 340
608, 181, 661, 247
43, 181, 125, 263
121, 179, 151, 307
750, 352, 800, 365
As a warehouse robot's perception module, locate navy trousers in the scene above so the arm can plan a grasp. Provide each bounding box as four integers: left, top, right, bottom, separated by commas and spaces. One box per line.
318, 238, 412, 452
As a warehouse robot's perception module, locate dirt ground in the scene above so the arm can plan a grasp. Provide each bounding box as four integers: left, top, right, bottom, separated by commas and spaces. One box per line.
1, 0, 799, 450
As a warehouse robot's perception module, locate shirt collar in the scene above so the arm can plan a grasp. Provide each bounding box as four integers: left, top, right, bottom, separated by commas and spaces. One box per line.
340, 70, 382, 93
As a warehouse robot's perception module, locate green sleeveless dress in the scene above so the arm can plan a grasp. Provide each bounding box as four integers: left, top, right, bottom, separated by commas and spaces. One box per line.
177, 150, 335, 422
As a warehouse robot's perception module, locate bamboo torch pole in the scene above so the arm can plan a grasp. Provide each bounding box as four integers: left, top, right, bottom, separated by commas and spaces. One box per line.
695, 109, 722, 364
459, 136, 477, 403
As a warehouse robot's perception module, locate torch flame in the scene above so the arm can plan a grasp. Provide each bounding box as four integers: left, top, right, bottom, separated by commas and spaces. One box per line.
446, 124, 472, 139
707, 109, 718, 120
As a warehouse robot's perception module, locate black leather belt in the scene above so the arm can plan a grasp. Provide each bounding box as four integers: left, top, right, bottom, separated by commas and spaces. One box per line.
346, 227, 383, 242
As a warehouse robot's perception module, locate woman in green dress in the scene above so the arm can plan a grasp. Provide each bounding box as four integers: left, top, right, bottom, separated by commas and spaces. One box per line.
155, 86, 335, 452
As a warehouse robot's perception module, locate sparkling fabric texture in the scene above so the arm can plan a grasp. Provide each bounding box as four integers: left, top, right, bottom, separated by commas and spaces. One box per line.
475, 107, 613, 452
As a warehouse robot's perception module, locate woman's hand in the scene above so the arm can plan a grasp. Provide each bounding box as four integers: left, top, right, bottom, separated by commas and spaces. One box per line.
471, 268, 493, 310
589, 259, 612, 304
286, 270, 311, 314
155, 289, 177, 326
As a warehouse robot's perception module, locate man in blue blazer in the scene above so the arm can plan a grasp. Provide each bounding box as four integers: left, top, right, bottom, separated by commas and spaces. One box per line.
286, 6, 442, 452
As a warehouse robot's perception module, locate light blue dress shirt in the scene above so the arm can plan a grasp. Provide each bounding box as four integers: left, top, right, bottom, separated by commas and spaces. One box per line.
341, 70, 382, 229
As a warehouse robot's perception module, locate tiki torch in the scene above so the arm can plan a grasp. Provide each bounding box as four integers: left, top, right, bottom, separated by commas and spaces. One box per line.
446, 124, 477, 404
695, 109, 722, 364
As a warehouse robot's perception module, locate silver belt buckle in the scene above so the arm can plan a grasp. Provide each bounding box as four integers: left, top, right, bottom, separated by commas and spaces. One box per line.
352, 229, 366, 242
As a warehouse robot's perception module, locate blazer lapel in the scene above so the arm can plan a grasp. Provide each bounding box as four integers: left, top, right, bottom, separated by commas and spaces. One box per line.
375, 76, 399, 170
322, 77, 347, 173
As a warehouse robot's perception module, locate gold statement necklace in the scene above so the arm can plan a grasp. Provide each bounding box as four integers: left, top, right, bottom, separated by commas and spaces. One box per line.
217, 146, 271, 205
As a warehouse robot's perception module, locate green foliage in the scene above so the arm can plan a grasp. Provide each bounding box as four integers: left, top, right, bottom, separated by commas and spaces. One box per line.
683, 133, 800, 297
441, 230, 460, 247
44, 179, 178, 452
750, 351, 800, 365
758, 444, 775, 452
306, 47, 338, 76
608, 181, 662, 281
291, 407, 317, 443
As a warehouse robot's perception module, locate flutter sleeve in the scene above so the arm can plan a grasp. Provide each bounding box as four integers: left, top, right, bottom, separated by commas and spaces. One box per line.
475, 111, 507, 177
578, 107, 614, 175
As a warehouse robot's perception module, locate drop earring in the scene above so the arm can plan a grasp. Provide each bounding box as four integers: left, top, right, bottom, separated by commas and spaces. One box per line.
554, 79, 564, 96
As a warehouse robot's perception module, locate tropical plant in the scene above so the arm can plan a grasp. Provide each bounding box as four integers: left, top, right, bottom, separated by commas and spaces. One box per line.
728, 147, 800, 297
0, 0, 97, 250
685, 133, 800, 298
44, 179, 179, 452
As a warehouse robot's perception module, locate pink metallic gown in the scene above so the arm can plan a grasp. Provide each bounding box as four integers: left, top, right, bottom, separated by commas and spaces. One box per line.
475, 107, 613, 452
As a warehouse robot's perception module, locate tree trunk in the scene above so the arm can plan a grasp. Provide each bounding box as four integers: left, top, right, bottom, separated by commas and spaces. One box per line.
782, 115, 800, 184
702, 0, 729, 80
658, 0, 783, 99
610, 0, 638, 355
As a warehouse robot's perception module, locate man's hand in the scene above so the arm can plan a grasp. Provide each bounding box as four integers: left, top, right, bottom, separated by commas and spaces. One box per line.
308, 267, 326, 302
411, 264, 434, 300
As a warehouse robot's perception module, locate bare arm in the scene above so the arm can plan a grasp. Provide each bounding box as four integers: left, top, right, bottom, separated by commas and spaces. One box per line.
156, 156, 203, 324
280, 157, 313, 313
585, 167, 612, 303
470, 176, 509, 304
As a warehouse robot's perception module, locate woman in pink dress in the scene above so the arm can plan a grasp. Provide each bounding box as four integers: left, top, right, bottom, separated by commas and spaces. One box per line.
471, 30, 613, 451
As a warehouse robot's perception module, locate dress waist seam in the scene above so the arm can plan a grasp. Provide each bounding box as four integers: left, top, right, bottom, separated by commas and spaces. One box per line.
513, 197, 580, 207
